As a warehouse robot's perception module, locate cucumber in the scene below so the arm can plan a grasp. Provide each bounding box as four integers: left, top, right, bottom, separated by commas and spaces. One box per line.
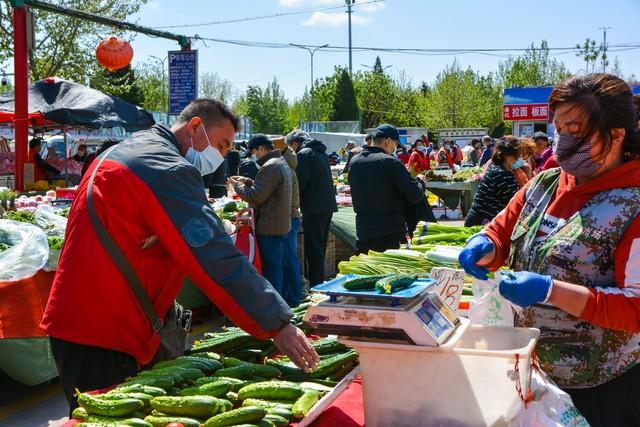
218, 398, 233, 412
72, 406, 89, 420
99, 393, 154, 412
142, 367, 204, 382
265, 407, 293, 420
375, 274, 419, 294
222, 356, 246, 368
150, 395, 220, 418
299, 382, 333, 393
327, 360, 357, 381
227, 348, 263, 362
190, 334, 258, 354
179, 381, 231, 398
195, 376, 245, 391
176, 356, 223, 372
238, 381, 303, 401
343, 274, 391, 291
308, 351, 358, 379
112, 385, 166, 397
120, 376, 175, 390
242, 399, 293, 410
213, 365, 255, 380
292, 390, 320, 420
73, 415, 150, 427
311, 337, 348, 355
190, 351, 222, 361
77, 393, 143, 418
225, 391, 239, 405
203, 406, 266, 427
263, 414, 289, 427
143, 415, 201, 427
76, 423, 130, 427
258, 420, 276, 427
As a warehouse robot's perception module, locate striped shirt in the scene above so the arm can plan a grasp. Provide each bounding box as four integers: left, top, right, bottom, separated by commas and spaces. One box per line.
470, 163, 519, 222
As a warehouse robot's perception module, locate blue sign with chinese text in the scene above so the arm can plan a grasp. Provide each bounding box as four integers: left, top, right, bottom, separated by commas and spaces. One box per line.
169, 50, 198, 115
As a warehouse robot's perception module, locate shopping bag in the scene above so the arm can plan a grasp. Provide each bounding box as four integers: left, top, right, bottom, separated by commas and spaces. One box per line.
469, 273, 516, 327
0, 220, 49, 281
508, 368, 590, 427
232, 208, 262, 273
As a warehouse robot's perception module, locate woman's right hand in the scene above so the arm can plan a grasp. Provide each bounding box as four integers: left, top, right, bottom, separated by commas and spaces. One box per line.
458, 234, 496, 280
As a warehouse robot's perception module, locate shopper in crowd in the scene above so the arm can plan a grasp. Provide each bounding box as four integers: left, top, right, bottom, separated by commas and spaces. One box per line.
408, 136, 430, 174
225, 147, 241, 177
80, 138, 121, 179
464, 136, 520, 226
28, 137, 61, 181
281, 134, 303, 307
231, 134, 292, 299
478, 135, 495, 166
531, 131, 550, 171
459, 74, 640, 427
72, 144, 88, 163
204, 157, 228, 198
396, 144, 410, 165
437, 141, 454, 169
41, 99, 318, 414
341, 141, 359, 174
349, 124, 427, 253
429, 141, 439, 162
462, 139, 477, 165
286, 130, 338, 286
451, 141, 463, 165
238, 149, 259, 180
511, 137, 536, 187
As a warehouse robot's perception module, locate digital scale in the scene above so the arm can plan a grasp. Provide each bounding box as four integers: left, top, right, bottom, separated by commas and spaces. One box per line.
303, 275, 466, 347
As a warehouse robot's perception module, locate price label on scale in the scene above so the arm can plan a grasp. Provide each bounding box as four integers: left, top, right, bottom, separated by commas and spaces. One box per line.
430, 267, 466, 310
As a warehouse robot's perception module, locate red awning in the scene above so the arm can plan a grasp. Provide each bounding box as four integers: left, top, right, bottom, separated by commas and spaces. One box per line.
0, 111, 58, 128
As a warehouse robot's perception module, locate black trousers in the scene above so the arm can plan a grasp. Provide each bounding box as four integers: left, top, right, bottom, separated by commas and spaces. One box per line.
565, 364, 640, 427
356, 232, 407, 255
302, 212, 333, 286
50, 337, 138, 415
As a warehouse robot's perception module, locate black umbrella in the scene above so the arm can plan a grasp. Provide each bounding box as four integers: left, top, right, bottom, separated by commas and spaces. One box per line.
0, 77, 155, 131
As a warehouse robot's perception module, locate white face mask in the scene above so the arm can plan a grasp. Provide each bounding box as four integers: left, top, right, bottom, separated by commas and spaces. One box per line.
251, 153, 258, 162
185, 126, 224, 176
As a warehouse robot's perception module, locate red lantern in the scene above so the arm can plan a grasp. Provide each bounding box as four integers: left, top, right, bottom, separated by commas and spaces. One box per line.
96, 36, 133, 71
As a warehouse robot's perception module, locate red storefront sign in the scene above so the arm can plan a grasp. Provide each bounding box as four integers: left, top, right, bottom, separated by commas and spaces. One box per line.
503, 103, 549, 121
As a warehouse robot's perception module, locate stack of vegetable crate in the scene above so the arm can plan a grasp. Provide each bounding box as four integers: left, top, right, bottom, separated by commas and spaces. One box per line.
71, 302, 359, 427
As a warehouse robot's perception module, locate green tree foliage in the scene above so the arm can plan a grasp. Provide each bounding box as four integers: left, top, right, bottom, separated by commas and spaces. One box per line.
330, 67, 359, 121
0, 0, 149, 83
373, 56, 384, 74
497, 41, 571, 88
575, 38, 604, 73
199, 71, 237, 104
90, 64, 143, 105
134, 60, 167, 112
242, 78, 288, 134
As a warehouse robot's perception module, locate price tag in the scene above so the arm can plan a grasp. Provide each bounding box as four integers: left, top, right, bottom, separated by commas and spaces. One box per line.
429, 267, 466, 310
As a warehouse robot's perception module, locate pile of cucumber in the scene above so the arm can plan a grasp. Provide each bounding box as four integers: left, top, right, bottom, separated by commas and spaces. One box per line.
343, 274, 420, 294
73, 302, 358, 427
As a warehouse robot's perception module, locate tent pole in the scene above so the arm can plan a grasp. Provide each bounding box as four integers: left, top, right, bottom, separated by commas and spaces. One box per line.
13, 3, 29, 191
63, 127, 68, 187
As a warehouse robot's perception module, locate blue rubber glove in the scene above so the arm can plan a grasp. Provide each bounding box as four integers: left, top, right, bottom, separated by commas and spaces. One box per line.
498, 271, 553, 308
458, 234, 494, 280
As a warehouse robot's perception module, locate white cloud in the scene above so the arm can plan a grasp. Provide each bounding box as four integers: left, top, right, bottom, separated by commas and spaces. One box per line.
301, 11, 371, 27
279, 0, 337, 6
358, 2, 386, 13
278, 0, 304, 6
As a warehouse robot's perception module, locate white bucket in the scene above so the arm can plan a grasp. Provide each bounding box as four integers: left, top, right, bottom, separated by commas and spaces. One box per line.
341, 325, 539, 427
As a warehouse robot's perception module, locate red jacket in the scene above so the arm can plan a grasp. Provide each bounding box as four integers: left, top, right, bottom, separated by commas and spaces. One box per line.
484, 161, 640, 332
408, 150, 430, 174
41, 125, 292, 365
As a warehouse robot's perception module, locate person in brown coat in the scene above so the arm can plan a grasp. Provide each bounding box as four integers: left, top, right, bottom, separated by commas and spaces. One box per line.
230, 134, 292, 298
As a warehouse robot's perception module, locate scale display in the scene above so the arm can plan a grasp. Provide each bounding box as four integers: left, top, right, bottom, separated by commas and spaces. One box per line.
415, 295, 457, 339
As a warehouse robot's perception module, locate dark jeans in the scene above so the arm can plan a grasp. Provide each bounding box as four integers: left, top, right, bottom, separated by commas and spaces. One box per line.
302, 212, 333, 286
565, 364, 640, 427
50, 337, 138, 415
282, 217, 303, 307
356, 232, 407, 254
257, 234, 286, 296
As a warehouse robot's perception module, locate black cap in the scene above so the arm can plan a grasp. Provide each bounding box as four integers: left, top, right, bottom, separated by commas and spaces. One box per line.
247, 134, 272, 152
372, 123, 400, 144
533, 131, 549, 141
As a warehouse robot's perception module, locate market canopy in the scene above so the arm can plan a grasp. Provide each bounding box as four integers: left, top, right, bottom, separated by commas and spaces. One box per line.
0, 77, 155, 131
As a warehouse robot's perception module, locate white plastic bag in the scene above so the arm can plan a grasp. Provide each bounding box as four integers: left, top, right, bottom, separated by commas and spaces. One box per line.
0, 220, 49, 281
35, 205, 67, 237
469, 273, 517, 327
508, 369, 590, 427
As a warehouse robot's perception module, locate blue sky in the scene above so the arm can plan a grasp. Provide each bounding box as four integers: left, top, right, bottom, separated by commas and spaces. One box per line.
130, 0, 640, 100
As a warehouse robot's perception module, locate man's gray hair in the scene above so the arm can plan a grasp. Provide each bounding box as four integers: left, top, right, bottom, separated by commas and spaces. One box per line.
285, 129, 311, 145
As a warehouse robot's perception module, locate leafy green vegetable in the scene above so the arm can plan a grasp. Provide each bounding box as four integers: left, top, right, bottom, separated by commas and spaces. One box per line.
58, 207, 71, 218
4, 211, 36, 224
47, 236, 65, 250
0, 243, 9, 252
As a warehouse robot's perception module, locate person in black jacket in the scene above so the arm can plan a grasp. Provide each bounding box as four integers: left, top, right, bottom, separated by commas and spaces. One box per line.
464, 136, 521, 227
225, 148, 240, 177
285, 130, 338, 285
349, 124, 427, 254
238, 149, 259, 180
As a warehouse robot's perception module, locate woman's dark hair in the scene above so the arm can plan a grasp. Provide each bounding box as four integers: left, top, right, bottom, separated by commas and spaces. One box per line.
29, 137, 43, 149
411, 138, 424, 149
97, 138, 121, 155
549, 73, 640, 160
492, 135, 520, 166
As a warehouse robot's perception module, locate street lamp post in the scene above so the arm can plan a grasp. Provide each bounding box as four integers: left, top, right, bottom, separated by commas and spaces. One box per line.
150, 55, 168, 112
290, 43, 329, 120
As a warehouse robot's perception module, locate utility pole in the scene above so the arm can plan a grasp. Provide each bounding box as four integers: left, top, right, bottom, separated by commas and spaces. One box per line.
599, 26, 611, 72
290, 43, 329, 120
346, 0, 354, 74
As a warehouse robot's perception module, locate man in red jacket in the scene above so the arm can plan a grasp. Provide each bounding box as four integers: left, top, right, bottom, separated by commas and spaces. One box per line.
41, 99, 318, 412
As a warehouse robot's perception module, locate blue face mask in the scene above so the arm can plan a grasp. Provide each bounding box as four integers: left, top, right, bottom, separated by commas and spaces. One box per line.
512, 158, 525, 169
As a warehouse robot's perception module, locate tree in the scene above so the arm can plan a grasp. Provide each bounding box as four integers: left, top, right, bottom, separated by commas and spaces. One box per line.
199, 71, 237, 105
0, 0, 149, 83
90, 64, 143, 105
498, 41, 570, 88
330, 68, 359, 121
373, 56, 384, 74
242, 77, 288, 134
134, 60, 167, 112
575, 38, 603, 73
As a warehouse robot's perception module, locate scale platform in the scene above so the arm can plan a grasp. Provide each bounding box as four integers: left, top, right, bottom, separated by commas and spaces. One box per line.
305, 276, 462, 347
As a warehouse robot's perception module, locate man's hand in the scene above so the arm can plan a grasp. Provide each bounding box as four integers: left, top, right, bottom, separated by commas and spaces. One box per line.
273, 324, 320, 372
